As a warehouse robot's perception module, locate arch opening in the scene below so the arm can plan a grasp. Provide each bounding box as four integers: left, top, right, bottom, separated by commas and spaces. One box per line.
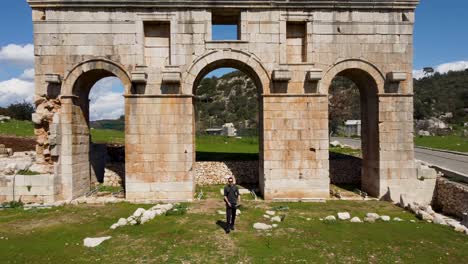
328, 68, 380, 197
69, 70, 126, 198
193, 60, 264, 193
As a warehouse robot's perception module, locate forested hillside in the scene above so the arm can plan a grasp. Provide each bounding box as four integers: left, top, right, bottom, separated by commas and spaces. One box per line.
195, 71, 259, 133
86, 69, 468, 132
414, 70, 468, 123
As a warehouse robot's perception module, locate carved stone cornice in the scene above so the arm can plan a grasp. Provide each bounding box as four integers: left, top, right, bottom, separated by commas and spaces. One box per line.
27, 0, 420, 10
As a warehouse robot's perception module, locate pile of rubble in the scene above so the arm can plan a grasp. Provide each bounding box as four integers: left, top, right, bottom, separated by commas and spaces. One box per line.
195, 161, 258, 185
0, 150, 52, 175
406, 202, 468, 235
103, 164, 124, 187
110, 204, 174, 229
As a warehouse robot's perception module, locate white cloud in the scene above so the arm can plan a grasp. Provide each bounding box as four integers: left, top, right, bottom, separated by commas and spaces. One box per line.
0, 78, 35, 107
20, 68, 35, 80
413, 60, 468, 79
0, 44, 34, 65
89, 77, 125, 121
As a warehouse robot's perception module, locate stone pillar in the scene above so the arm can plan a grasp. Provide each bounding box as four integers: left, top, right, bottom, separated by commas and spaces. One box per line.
58, 97, 91, 200
262, 95, 329, 201
377, 94, 416, 200
125, 95, 194, 202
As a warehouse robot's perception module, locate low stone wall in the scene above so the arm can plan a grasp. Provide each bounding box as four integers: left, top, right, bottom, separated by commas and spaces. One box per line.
194, 161, 258, 185
433, 177, 468, 219
0, 174, 55, 204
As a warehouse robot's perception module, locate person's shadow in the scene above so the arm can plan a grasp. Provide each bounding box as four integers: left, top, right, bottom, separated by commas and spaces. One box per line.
216, 220, 229, 233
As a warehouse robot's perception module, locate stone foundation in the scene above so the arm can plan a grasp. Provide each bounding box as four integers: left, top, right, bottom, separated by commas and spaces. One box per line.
0, 174, 56, 204
433, 177, 468, 219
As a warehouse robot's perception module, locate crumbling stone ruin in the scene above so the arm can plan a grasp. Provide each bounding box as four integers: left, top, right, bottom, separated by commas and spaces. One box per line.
24, 0, 422, 202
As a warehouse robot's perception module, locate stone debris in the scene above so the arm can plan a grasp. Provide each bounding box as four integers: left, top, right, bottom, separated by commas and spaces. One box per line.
324, 215, 336, 221
195, 161, 258, 185
270, 216, 282, 223
350, 217, 362, 223
306, 218, 311, 221
253, 223, 273, 230
266, 210, 276, 216
110, 204, 173, 229
454, 224, 467, 233
364, 217, 376, 223
393, 217, 404, 222
432, 215, 447, 226
83, 236, 111, 248
263, 214, 270, 219
417, 210, 434, 222
0, 151, 36, 175
366, 213, 380, 220
337, 212, 351, 220
217, 210, 225, 215
380, 215, 391, 222
272, 224, 278, 228
330, 141, 341, 147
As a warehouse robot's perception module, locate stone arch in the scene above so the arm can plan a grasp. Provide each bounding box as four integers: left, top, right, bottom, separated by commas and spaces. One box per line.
320, 59, 385, 95
62, 58, 132, 96
182, 50, 271, 95
58, 58, 131, 200
324, 59, 383, 197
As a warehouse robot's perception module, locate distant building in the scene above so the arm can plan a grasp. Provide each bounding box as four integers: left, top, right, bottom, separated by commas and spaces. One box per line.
205, 128, 223, 135
205, 123, 238, 137
222, 123, 237, 137
344, 120, 361, 137
0, 115, 11, 122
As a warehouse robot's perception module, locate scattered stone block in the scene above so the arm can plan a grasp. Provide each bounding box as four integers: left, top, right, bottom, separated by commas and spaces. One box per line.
337, 212, 351, 220
266, 210, 275, 216
83, 236, 111, 248
350, 217, 362, 223
253, 223, 273, 230
380, 215, 391, 222
270, 216, 282, 223
324, 215, 336, 221
432, 215, 447, 226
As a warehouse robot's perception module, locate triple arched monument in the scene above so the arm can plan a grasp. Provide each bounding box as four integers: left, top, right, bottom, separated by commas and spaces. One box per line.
27, 0, 420, 202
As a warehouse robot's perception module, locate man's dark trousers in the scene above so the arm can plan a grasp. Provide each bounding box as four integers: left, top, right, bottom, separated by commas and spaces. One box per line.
226, 203, 237, 230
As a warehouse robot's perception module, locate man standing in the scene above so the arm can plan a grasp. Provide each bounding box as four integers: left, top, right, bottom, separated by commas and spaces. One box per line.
224, 177, 240, 234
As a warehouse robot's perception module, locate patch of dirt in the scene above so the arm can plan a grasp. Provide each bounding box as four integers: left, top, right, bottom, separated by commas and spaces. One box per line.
0, 136, 36, 152
189, 198, 225, 214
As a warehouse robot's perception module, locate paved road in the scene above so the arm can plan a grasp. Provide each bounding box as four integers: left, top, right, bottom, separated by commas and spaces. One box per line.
331, 137, 468, 176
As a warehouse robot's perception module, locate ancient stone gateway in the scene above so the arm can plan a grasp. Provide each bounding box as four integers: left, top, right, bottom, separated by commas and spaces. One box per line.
28, 0, 419, 202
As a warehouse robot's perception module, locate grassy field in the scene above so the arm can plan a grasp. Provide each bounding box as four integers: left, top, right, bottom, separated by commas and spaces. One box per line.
90, 128, 125, 144
0, 119, 34, 137
0, 198, 467, 263
414, 135, 468, 152
2, 120, 467, 153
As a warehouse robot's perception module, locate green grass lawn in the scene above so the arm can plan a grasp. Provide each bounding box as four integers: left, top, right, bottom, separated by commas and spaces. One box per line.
2, 120, 467, 153
90, 128, 125, 144
0, 200, 467, 263
414, 135, 468, 153
0, 119, 34, 137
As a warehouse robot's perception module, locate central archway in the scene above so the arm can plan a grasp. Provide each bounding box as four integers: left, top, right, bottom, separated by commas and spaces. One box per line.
190, 57, 266, 194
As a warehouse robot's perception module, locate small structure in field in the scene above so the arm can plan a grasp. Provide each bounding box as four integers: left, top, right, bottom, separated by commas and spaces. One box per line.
345, 120, 361, 137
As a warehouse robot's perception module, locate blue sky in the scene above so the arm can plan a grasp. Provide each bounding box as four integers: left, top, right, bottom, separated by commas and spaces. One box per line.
1, 0, 468, 119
